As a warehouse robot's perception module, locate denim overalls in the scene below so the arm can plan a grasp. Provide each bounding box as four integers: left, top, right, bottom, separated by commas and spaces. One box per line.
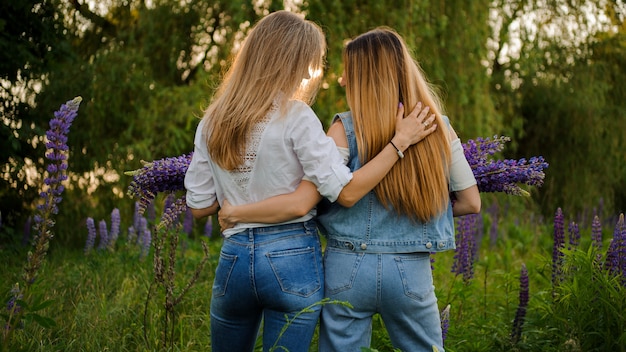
316, 111, 453, 352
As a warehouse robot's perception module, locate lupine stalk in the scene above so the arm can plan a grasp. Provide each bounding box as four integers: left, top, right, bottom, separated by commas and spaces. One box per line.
452, 214, 478, 284
139, 217, 152, 259
568, 221, 580, 250
109, 208, 120, 250
592, 215, 602, 251
97, 219, 108, 251
605, 213, 625, 284
183, 208, 193, 235
552, 208, 565, 289
159, 196, 188, 231
22, 97, 81, 287
462, 136, 549, 196
3, 97, 81, 345
84, 217, 97, 254
511, 264, 529, 343
126, 154, 193, 214
440, 304, 450, 346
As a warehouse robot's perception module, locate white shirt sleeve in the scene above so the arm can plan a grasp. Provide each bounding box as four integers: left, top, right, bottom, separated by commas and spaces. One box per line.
449, 138, 477, 192
184, 120, 217, 209
288, 106, 353, 202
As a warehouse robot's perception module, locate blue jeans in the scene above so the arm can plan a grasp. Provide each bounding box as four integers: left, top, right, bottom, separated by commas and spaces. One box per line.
319, 248, 444, 352
210, 220, 323, 352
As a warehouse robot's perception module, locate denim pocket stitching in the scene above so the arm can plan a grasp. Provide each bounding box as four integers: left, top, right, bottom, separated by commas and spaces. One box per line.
324, 249, 363, 295
394, 255, 433, 301
212, 252, 237, 298
266, 246, 321, 298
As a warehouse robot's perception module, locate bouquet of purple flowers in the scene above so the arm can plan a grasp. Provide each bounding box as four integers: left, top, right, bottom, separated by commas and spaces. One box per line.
127, 136, 548, 219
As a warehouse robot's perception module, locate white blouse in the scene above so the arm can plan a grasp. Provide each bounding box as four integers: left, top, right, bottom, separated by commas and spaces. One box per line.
184, 100, 353, 237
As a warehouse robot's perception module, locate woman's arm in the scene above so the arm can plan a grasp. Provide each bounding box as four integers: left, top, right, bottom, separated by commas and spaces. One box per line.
447, 124, 481, 216
189, 200, 220, 219
332, 102, 436, 207
218, 181, 321, 229
452, 185, 481, 216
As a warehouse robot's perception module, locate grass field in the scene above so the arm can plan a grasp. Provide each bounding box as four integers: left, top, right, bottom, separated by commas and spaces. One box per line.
2, 192, 625, 351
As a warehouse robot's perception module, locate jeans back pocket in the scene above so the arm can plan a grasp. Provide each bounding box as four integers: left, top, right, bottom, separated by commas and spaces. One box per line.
266, 247, 321, 297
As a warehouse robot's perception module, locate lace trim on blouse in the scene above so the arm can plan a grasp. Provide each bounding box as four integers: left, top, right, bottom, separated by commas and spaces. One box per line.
229, 101, 278, 195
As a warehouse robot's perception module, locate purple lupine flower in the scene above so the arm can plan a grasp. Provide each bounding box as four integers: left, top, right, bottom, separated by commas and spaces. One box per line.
6, 284, 23, 316
440, 304, 450, 346
129, 201, 142, 244
463, 136, 549, 196
511, 263, 529, 343
605, 213, 625, 283
568, 221, 580, 250
183, 207, 194, 235
159, 195, 188, 231
97, 219, 108, 251
452, 214, 478, 284
204, 216, 213, 237
85, 217, 97, 254
592, 215, 602, 251
138, 217, 152, 258
552, 208, 565, 288
24, 97, 81, 286
108, 208, 120, 250
126, 154, 193, 214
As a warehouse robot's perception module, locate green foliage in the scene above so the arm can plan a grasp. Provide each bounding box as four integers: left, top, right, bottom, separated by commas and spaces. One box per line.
305, 0, 498, 137
531, 248, 626, 351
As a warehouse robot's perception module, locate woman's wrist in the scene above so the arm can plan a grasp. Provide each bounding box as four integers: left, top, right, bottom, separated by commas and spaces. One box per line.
390, 136, 409, 153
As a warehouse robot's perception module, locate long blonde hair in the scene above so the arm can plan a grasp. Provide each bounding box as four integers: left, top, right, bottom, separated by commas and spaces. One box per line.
343, 27, 451, 222
204, 11, 326, 170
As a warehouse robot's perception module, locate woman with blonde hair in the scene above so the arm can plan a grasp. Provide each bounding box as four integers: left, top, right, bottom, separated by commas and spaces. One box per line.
184, 12, 433, 352
218, 27, 480, 351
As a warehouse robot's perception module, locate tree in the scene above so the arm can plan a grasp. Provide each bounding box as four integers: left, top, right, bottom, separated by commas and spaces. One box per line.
490, 0, 626, 216
2, 0, 284, 245
0, 0, 68, 238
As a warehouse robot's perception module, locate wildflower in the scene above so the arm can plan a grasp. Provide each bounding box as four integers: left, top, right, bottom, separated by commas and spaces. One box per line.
440, 304, 450, 345
452, 214, 478, 284
605, 213, 625, 283
97, 219, 108, 251
23, 96, 81, 286
109, 208, 120, 249
6, 284, 23, 316
552, 208, 565, 288
592, 215, 602, 251
139, 217, 152, 258
158, 195, 188, 231
126, 154, 193, 214
568, 221, 580, 250
84, 217, 97, 254
183, 208, 194, 235
511, 264, 529, 343
463, 136, 549, 196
